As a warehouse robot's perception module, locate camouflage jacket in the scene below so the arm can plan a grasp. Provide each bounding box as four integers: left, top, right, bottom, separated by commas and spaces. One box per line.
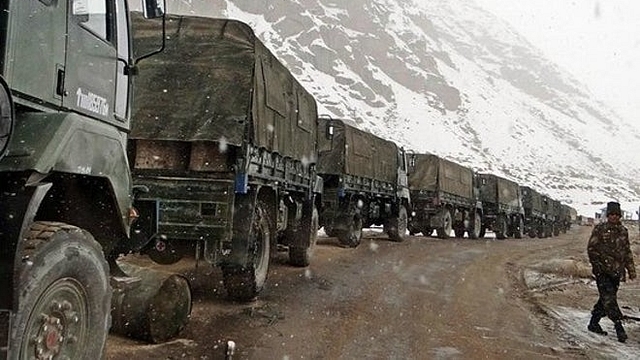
587, 221, 636, 280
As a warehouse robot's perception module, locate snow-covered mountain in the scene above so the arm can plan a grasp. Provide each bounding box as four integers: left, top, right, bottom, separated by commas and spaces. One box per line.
146, 0, 640, 216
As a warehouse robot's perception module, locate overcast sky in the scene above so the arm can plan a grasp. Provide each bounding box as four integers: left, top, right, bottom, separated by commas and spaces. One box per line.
474, 0, 640, 128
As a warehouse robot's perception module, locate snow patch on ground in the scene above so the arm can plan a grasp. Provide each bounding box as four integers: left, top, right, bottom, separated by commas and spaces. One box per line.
525, 257, 640, 359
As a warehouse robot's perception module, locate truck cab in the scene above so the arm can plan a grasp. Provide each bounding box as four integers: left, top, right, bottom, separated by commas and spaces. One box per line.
0, 1, 162, 358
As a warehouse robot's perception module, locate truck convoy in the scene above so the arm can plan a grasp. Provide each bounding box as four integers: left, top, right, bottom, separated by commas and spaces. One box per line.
407, 153, 482, 239
316, 117, 409, 247
0, 0, 163, 358
129, 15, 321, 301
477, 173, 525, 239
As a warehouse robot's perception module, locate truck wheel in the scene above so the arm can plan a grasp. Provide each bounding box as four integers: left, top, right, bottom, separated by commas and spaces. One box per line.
289, 205, 319, 267
323, 225, 338, 238
222, 203, 271, 301
514, 217, 524, 239
421, 227, 433, 237
495, 214, 507, 239
0, 77, 14, 160
469, 212, 482, 239
12, 221, 110, 360
385, 205, 407, 242
407, 219, 420, 236
337, 216, 363, 248
436, 209, 452, 239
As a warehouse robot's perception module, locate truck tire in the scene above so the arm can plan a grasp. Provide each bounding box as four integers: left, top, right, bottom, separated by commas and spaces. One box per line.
514, 216, 524, 239
222, 202, 271, 301
436, 209, 452, 239
289, 205, 319, 267
385, 205, 407, 242
407, 219, 420, 236
469, 212, 482, 239
0, 77, 14, 160
495, 214, 507, 239
323, 224, 338, 238
12, 221, 110, 360
337, 216, 363, 248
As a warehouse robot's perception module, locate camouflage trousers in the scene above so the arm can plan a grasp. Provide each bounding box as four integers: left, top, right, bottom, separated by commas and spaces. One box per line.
591, 273, 623, 321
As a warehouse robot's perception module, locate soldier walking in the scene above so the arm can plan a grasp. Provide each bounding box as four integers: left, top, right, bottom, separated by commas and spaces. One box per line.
587, 201, 636, 342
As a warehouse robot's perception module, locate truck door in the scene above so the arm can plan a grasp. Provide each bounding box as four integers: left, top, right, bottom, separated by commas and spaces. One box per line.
63, 0, 117, 124
4, 0, 67, 108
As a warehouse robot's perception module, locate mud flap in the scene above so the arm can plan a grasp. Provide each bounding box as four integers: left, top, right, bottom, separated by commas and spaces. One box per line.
0, 181, 51, 311
229, 192, 258, 266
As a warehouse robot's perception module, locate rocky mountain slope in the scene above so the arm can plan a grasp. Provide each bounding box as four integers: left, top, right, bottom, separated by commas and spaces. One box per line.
143, 0, 640, 215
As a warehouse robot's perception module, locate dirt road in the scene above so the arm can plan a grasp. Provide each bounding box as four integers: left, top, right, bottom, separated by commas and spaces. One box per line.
106, 225, 640, 359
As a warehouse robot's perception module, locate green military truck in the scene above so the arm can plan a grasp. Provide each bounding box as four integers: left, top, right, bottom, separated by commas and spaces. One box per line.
317, 118, 409, 247
0, 1, 162, 358
550, 198, 562, 236
407, 153, 482, 239
558, 204, 572, 233
520, 186, 548, 238
129, 15, 321, 302
477, 173, 525, 239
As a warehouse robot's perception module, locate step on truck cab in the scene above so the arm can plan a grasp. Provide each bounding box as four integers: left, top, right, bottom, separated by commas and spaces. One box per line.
0, 0, 162, 358
129, 15, 322, 302
317, 117, 410, 247
407, 153, 482, 239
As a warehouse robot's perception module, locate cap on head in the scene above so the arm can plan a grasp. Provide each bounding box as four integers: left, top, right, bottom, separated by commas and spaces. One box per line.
606, 201, 622, 216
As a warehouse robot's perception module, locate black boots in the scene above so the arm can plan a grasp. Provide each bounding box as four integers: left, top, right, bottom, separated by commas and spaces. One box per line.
614, 321, 627, 343
588, 315, 628, 342
588, 315, 608, 335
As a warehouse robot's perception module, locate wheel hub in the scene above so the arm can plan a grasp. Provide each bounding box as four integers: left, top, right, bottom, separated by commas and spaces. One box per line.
30, 299, 80, 360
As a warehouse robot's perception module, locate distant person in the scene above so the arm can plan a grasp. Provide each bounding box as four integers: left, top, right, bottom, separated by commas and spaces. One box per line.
587, 201, 636, 343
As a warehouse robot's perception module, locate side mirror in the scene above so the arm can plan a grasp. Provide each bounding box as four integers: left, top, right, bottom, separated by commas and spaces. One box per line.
326, 124, 334, 139
143, 0, 165, 19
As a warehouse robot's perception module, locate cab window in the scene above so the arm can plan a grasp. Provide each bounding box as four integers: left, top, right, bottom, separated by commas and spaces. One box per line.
72, 0, 109, 41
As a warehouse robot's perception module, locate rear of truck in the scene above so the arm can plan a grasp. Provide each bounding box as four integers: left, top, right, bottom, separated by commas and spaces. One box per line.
477, 173, 524, 239
317, 117, 409, 247
407, 153, 481, 239
130, 15, 321, 301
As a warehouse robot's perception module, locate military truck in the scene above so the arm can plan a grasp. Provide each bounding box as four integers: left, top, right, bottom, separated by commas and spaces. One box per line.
558, 204, 573, 233
129, 15, 321, 302
407, 153, 482, 239
520, 186, 548, 238
316, 118, 409, 247
477, 173, 525, 239
550, 198, 563, 236
0, 1, 163, 358
520, 186, 555, 238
